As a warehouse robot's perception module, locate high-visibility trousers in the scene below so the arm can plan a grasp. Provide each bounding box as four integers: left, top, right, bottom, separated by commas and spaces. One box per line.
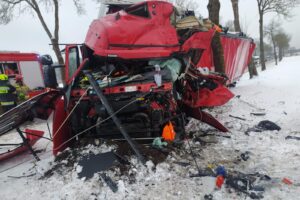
0, 101, 15, 106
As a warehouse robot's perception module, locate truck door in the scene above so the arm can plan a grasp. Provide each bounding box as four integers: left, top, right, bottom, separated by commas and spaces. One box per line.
65, 45, 80, 84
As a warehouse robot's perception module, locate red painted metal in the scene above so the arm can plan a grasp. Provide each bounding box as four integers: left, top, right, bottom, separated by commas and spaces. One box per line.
182, 82, 234, 108
181, 104, 229, 132
71, 82, 173, 98
0, 53, 39, 62
182, 29, 215, 52
198, 34, 256, 83
0, 129, 44, 162
52, 97, 72, 155
84, 2, 223, 60
85, 1, 180, 59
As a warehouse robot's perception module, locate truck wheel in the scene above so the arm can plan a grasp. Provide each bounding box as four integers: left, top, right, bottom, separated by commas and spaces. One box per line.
43, 65, 58, 88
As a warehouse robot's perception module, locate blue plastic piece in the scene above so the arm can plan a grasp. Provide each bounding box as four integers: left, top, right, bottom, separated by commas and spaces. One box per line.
215, 166, 226, 177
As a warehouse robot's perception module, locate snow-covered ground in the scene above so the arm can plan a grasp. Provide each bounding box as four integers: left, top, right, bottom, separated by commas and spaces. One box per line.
1, 56, 300, 200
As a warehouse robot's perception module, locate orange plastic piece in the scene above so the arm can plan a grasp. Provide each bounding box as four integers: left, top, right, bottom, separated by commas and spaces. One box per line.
162, 122, 176, 141
214, 25, 222, 33
282, 178, 293, 185
216, 175, 225, 189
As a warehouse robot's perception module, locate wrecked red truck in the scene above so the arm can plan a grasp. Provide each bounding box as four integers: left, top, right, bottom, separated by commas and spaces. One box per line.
0, 1, 255, 161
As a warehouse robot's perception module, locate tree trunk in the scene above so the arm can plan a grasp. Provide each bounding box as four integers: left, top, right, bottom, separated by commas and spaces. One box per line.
211, 32, 225, 73
252, 62, 258, 76
271, 37, 278, 65
207, 0, 220, 24
29, 0, 64, 64
53, 0, 64, 65
279, 47, 283, 61
248, 58, 258, 79
52, 39, 64, 64
259, 12, 266, 70
207, 0, 225, 73
231, 0, 241, 32
248, 59, 254, 79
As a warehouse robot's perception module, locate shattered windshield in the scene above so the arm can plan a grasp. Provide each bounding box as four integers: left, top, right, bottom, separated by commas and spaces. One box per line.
124, 3, 150, 18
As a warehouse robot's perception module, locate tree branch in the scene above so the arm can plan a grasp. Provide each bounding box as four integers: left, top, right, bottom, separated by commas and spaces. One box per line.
29, 0, 53, 39
53, 0, 59, 41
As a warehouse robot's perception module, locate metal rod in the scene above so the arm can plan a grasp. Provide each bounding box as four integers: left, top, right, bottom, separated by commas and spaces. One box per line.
84, 71, 145, 164
16, 128, 40, 161
47, 121, 52, 140
0, 143, 22, 146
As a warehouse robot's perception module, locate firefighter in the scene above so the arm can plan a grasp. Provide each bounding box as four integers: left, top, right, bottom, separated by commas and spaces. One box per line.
0, 74, 17, 113
14, 76, 30, 101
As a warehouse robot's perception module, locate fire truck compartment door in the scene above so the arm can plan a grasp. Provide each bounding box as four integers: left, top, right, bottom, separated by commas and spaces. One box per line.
19, 61, 45, 89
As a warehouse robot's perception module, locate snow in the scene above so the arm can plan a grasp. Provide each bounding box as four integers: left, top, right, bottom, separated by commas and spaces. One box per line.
1, 56, 300, 199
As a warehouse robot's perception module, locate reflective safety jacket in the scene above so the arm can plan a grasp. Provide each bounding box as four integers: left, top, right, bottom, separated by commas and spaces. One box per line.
0, 80, 17, 106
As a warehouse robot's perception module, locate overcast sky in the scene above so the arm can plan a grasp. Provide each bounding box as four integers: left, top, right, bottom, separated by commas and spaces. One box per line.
0, 0, 300, 61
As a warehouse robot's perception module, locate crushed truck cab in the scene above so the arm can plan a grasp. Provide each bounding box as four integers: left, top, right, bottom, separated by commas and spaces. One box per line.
0, 1, 255, 159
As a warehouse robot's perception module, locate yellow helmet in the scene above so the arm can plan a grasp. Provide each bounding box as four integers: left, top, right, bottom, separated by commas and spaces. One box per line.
0, 74, 8, 81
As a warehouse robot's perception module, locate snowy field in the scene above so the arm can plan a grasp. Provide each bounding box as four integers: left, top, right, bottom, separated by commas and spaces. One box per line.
1, 56, 300, 200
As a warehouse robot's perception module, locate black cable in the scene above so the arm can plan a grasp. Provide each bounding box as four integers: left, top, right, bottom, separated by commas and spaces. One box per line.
186, 136, 201, 174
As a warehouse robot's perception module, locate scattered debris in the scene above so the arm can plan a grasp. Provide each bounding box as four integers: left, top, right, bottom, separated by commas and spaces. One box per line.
285, 136, 300, 141
229, 114, 246, 121
240, 151, 251, 161
7, 173, 36, 179
204, 194, 213, 200
215, 166, 227, 177
194, 135, 218, 144
250, 112, 266, 116
257, 120, 281, 131
189, 168, 215, 178
282, 178, 293, 185
173, 161, 190, 167
152, 137, 167, 149
225, 173, 266, 199
216, 175, 225, 189
115, 142, 169, 168
246, 120, 281, 134
100, 173, 118, 193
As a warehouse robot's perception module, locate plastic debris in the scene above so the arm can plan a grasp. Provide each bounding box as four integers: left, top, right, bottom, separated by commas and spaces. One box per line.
162, 122, 176, 141
100, 173, 118, 193
241, 151, 250, 161
257, 120, 281, 131
152, 137, 168, 149
204, 194, 213, 200
246, 120, 281, 134
215, 166, 227, 177
216, 175, 225, 189
282, 178, 293, 185
285, 136, 300, 141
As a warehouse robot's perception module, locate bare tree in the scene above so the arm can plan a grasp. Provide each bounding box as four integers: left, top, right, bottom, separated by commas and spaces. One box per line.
207, 0, 225, 73
264, 20, 280, 65
230, 0, 241, 32
274, 31, 291, 61
0, 0, 84, 64
256, 0, 299, 70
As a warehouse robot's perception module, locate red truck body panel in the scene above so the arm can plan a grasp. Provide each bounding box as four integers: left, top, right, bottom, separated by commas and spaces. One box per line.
85, 1, 181, 59
198, 34, 256, 83
0, 53, 39, 62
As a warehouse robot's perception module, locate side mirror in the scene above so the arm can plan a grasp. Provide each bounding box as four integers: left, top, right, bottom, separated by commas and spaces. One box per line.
40, 55, 53, 66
